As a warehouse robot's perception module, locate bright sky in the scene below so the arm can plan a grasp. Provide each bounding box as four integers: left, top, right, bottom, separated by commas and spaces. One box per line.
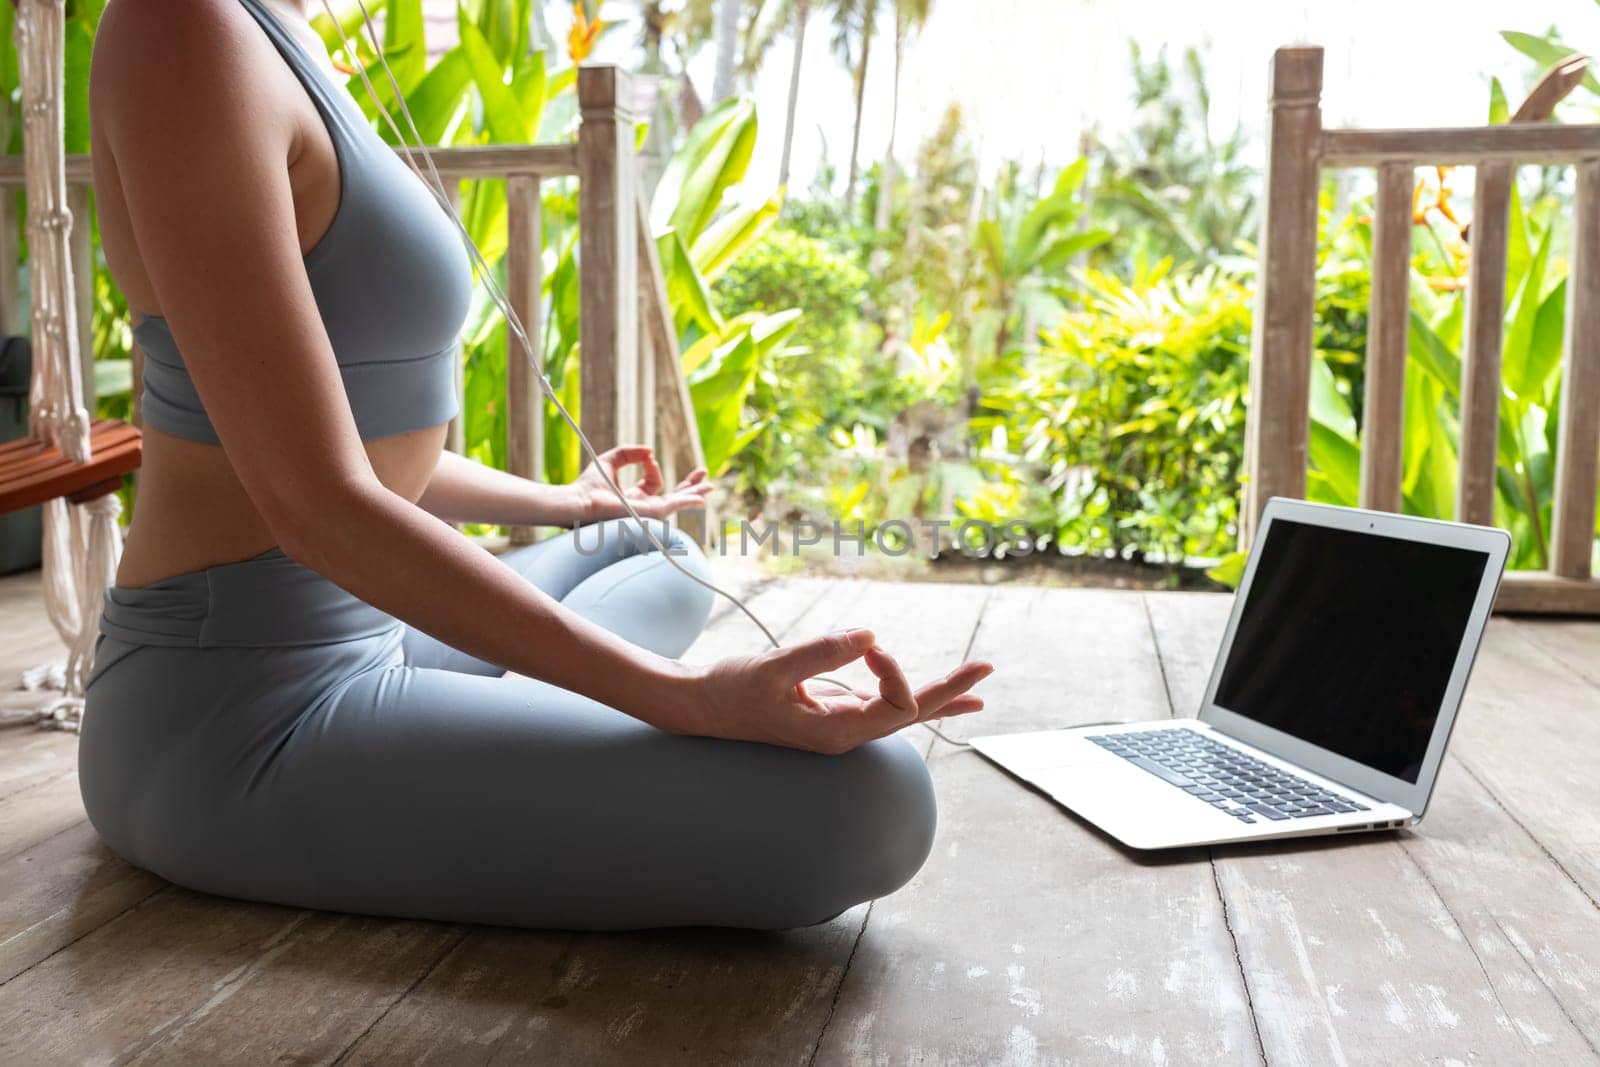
577, 0, 1600, 198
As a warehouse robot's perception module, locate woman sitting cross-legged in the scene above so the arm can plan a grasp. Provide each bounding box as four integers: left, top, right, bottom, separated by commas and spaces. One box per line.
78, 0, 991, 931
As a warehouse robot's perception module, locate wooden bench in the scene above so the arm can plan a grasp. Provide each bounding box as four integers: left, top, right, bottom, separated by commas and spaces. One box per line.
0, 418, 140, 515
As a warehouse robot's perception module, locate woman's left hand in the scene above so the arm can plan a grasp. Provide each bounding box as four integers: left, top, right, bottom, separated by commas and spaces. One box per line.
572, 445, 714, 521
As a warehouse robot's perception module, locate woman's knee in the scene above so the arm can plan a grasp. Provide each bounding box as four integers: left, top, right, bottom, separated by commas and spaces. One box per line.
779, 735, 938, 927
648, 522, 715, 631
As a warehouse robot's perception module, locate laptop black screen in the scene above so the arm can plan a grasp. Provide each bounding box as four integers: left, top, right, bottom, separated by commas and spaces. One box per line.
1212, 519, 1488, 783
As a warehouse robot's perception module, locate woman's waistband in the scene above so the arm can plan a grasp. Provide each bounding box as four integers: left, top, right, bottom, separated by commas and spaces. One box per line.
99, 548, 398, 648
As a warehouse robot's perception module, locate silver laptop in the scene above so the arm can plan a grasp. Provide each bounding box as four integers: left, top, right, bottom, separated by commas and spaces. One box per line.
970, 497, 1511, 849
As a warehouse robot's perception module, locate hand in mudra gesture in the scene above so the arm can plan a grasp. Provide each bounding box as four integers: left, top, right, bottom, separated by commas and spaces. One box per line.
695, 629, 993, 754
572, 445, 714, 522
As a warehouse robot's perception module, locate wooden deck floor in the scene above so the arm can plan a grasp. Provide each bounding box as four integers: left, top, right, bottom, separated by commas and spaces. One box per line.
3, 564, 1600, 1064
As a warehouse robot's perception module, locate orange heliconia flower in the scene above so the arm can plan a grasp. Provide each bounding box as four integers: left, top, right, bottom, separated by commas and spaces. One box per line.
568, 2, 604, 63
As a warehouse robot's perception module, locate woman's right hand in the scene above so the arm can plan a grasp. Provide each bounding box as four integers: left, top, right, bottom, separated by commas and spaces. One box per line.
687, 629, 993, 754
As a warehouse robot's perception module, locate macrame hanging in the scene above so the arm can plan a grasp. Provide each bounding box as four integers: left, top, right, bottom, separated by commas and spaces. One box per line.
9, 0, 123, 730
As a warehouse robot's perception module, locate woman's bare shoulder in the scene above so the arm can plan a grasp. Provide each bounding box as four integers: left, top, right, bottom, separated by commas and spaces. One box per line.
92, 0, 279, 140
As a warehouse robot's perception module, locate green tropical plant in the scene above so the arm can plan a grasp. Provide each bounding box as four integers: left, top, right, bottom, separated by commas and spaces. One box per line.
974, 158, 1111, 366
712, 226, 872, 503
969, 257, 1251, 567
1306, 185, 1572, 572
645, 96, 795, 478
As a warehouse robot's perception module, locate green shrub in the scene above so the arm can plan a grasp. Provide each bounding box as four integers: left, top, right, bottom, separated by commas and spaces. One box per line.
968, 259, 1250, 564
712, 227, 872, 504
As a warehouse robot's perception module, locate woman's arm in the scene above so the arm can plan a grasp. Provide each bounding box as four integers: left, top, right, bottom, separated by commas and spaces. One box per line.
417, 447, 712, 527
96, 3, 690, 721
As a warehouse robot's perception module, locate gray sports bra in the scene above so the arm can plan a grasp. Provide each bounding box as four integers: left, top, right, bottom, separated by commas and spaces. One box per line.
132, 0, 474, 444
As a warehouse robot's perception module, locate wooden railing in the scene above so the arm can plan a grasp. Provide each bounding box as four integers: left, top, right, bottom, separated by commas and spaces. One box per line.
0, 64, 706, 548
1244, 46, 1600, 613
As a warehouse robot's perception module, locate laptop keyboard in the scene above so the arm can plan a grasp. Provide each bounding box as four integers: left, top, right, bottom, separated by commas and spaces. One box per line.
1088, 728, 1371, 824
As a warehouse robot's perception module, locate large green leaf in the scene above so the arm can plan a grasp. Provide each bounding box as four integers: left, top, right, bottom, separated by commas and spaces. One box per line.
1037, 230, 1113, 275
659, 230, 722, 338
458, 21, 528, 143
689, 331, 762, 476
1308, 352, 1356, 441
1501, 31, 1600, 97
94, 358, 133, 399
1509, 277, 1566, 403
310, 2, 373, 56
690, 191, 782, 282
1501, 222, 1552, 399
384, 0, 426, 88
404, 46, 473, 145
63, 17, 94, 155
1407, 310, 1462, 402
1488, 76, 1510, 125
1307, 354, 1360, 506
652, 97, 758, 247
510, 48, 548, 139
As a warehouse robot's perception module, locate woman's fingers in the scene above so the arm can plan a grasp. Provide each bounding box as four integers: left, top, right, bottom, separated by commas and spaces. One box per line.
771, 629, 876, 689
936, 694, 984, 717
911, 662, 995, 721
602, 445, 664, 493
864, 644, 915, 712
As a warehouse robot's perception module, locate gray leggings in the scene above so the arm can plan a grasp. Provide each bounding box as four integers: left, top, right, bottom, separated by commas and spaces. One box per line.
80, 520, 936, 930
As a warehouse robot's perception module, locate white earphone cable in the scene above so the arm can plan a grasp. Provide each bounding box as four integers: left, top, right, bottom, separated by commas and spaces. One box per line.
317, 1, 863, 691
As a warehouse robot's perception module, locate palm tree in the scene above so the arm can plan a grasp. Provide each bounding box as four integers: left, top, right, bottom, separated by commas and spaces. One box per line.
831, 0, 886, 211
777, 0, 810, 190
711, 0, 742, 103
721, 0, 821, 193
873, 0, 932, 232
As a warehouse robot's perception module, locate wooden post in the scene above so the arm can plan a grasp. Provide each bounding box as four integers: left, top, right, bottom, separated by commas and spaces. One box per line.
1458, 161, 1513, 526
505, 174, 544, 545
1242, 47, 1323, 547
1359, 161, 1413, 513
443, 179, 466, 456
68, 183, 93, 409
0, 189, 20, 336
1550, 159, 1600, 577
577, 65, 639, 455
637, 195, 711, 545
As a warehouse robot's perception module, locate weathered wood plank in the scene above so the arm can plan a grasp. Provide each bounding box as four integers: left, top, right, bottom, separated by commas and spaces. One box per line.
0, 730, 76, 799
0, 820, 165, 986
817, 587, 1259, 1063
0, 769, 81, 861
1550, 159, 1600, 578
0, 887, 463, 1064
1496, 569, 1600, 614
1320, 123, 1600, 166
1242, 47, 1323, 546
1146, 592, 1600, 1062
1359, 161, 1412, 514
1454, 618, 1600, 902
505, 173, 544, 546
1511, 56, 1591, 123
